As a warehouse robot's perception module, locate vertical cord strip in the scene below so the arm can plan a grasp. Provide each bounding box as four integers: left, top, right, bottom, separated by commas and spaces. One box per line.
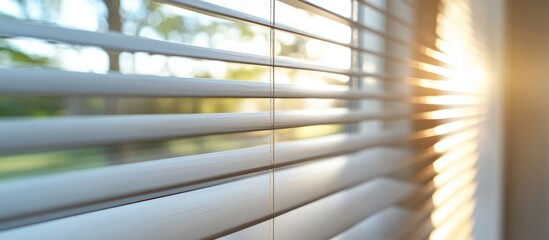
268, 0, 276, 239
348, 0, 360, 133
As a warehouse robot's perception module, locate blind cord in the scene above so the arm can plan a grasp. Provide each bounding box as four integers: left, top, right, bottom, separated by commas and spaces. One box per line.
269, 0, 276, 239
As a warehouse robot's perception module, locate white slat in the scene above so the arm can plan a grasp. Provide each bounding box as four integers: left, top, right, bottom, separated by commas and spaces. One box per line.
0, 68, 403, 100
0, 68, 270, 97
0, 145, 271, 222
0, 109, 414, 154
0, 113, 271, 154
165, 0, 352, 47
0, 173, 272, 240
217, 180, 415, 240
0, 116, 480, 223
273, 178, 416, 240
274, 148, 411, 213
217, 221, 271, 240
0, 20, 362, 76
331, 207, 414, 240
0, 133, 403, 222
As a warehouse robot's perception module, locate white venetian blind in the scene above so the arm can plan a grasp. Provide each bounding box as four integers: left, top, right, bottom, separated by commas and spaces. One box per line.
0, 0, 487, 239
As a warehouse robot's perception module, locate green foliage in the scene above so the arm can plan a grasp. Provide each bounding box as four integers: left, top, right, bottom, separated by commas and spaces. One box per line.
0, 44, 50, 65
0, 41, 63, 118
0, 0, 304, 180
0, 96, 63, 117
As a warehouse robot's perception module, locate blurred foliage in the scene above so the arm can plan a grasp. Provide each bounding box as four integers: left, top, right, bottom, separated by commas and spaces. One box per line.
0, 46, 49, 64
0, 0, 341, 180
0, 0, 268, 117
0, 96, 63, 117
0, 39, 64, 118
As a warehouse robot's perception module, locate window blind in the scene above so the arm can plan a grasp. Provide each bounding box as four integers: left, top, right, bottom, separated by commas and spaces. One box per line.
0, 0, 487, 239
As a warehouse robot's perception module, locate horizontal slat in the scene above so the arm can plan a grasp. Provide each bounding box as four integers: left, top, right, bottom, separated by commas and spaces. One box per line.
405, 217, 434, 240
217, 221, 270, 240
0, 68, 399, 100
402, 175, 471, 215
164, 0, 417, 67
432, 154, 478, 187
275, 109, 409, 128
274, 116, 481, 165
0, 116, 480, 226
278, 0, 412, 47
0, 134, 409, 224
357, 0, 414, 28
273, 178, 415, 240
0, 176, 414, 240
399, 179, 437, 206
161, 0, 274, 29
0, 112, 270, 154
395, 174, 477, 239
414, 107, 484, 120
432, 168, 477, 206
0, 20, 361, 76
274, 84, 398, 99
0, 14, 448, 80
277, 1, 452, 68
430, 200, 475, 240
431, 184, 476, 226
390, 202, 434, 240
397, 164, 474, 238
164, 0, 348, 48
274, 148, 411, 213
331, 207, 414, 240
0, 68, 270, 97
277, 0, 352, 28
0, 107, 478, 154
410, 135, 479, 181
1, 68, 486, 105
275, 132, 405, 165
2, 68, 485, 105
0, 173, 272, 240
0, 146, 273, 223
453, 220, 474, 240
221, 179, 415, 240
0, 109, 395, 154
400, 154, 479, 213
409, 77, 488, 94
453, 212, 475, 240
0, 131, 395, 224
